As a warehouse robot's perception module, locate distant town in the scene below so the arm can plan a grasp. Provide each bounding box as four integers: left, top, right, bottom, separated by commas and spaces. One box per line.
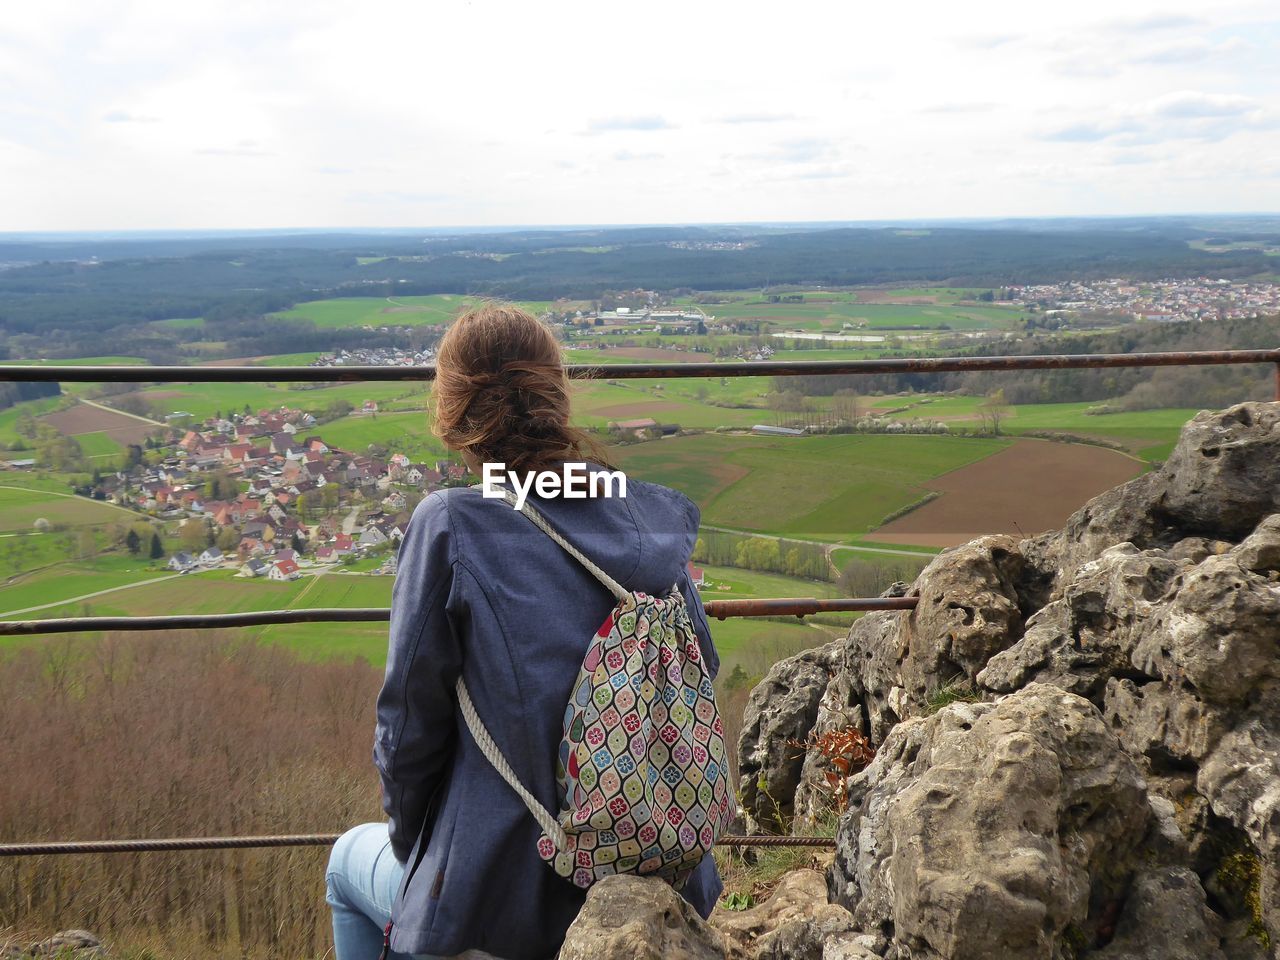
1005, 277, 1280, 325
95, 405, 468, 581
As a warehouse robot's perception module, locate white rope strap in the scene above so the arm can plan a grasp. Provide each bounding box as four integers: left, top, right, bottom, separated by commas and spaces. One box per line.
499, 489, 630, 602
456, 676, 568, 849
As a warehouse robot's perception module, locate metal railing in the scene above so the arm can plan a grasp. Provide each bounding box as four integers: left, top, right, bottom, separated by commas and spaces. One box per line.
1, 345, 1277, 855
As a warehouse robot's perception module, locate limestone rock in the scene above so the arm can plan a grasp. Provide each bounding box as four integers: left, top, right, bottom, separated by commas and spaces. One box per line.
558, 875, 725, 960
1022, 470, 1170, 595
1027, 402, 1280, 596
1233, 513, 1280, 576
978, 543, 1178, 702
1086, 867, 1226, 960
1158, 403, 1280, 541
1130, 553, 1280, 708
829, 684, 1148, 960
713, 870, 857, 960
845, 537, 1035, 745
738, 642, 842, 831
733, 403, 1280, 957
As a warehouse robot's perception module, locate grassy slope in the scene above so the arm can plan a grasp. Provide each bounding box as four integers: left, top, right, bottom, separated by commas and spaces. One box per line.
615, 433, 1009, 543
0, 486, 133, 533
273, 295, 552, 329
3, 558, 849, 670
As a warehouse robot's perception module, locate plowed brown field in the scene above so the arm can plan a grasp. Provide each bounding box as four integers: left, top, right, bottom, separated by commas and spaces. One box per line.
40, 404, 157, 445
873, 439, 1144, 547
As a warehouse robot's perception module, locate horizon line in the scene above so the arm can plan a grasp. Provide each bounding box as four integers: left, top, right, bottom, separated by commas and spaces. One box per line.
3, 210, 1280, 240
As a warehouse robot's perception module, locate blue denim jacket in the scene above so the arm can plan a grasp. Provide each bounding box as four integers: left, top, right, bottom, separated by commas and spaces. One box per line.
374, 470, 724, 959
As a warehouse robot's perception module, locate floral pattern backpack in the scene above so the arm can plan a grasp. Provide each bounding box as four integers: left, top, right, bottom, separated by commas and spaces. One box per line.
455, 489, 735, 889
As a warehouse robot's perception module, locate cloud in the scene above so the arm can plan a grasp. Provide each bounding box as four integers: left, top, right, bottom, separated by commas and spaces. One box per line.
583, 115, 674, 134
1048, 53, 1119, 78
613, 150, 662, 162
1148, 91, 1256, 119
1099, 12, 1203, 32
103, 110, 158, 123
786, 165, 853, 181
957, 32, 1021, 49
1042, 121, 1134, 142
346, 190, 454, 205
1130, 37, 1248, 65
1040, 91, 1267, 145
196, 140, 274, 157
759, 137, 838, 164
715, 112, 796, 124
920, 102, 998, 114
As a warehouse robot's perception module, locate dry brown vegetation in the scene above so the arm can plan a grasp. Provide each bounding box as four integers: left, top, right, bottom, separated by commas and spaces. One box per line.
0, 628, 800, 957
0, 633, 383, 959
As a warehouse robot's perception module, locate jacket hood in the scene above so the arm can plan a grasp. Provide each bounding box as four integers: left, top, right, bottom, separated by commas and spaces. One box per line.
447, 463, 700, 597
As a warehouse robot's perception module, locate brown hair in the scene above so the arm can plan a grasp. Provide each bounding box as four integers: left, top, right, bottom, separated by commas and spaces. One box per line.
431, 303, 608, 473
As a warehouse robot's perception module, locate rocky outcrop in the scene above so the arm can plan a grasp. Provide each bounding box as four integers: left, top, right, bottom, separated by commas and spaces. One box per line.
713, 870, 865, 960
558, 875, 726, 960
737, 644, 843, 830
721, 402, 1280, 959
830, 685, 1148, 959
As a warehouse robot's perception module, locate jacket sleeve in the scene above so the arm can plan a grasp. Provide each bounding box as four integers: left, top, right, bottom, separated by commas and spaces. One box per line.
678, 567, 719, 682
677, 494, 720, 682
374, 492, 461, 863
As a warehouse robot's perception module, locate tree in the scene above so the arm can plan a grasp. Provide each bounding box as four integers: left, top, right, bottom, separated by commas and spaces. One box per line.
125, 529, 141, 556
179, 520, 206, 553
149, 532, 164, 560
979, 388, 1010, 436
321, 485, 340, 511
832, 389, 860, 425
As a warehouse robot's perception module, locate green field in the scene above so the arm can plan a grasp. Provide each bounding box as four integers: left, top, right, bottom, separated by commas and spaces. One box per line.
0, 395, 62, 446
1, 559, 852, 670
120, 378, 430, 423
273, 295, 553, 330
669, 287, 1021, 333
876, 393, 1200, 460
255, 352, 325, 366
0, 485, 133, 534
614, 433, 1009, 543
75, 431, 125, 461
0, 561, 172, 615
314, 411, 447, 460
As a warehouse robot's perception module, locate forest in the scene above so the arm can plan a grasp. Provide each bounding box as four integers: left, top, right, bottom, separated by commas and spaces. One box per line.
1, 219, 1275, 346
781, 314, 1280, 409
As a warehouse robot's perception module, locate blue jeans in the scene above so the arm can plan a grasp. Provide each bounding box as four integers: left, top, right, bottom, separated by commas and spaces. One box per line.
326, 824, 506, 960
326, 823, 426, 960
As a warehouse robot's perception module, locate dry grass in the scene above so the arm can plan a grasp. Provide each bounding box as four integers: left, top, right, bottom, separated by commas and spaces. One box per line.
0, 633, 384, 959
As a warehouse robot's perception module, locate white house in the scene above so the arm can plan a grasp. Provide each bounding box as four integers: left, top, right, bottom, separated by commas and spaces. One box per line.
168, 552, 198, 573
269, 558, 301, 581
238, 558, 268, 578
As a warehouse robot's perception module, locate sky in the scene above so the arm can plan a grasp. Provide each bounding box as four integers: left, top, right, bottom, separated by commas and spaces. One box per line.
1, 0, 1278, 230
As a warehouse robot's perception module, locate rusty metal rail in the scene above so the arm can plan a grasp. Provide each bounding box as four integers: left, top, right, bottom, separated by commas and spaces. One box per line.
0, 346, 1274, 860
0, 597, 918, 636
3, 347, 1280, 388
0, 833, 835, 857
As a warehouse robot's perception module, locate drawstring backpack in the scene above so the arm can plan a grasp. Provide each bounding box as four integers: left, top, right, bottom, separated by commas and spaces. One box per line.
456, 487, 735, 890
